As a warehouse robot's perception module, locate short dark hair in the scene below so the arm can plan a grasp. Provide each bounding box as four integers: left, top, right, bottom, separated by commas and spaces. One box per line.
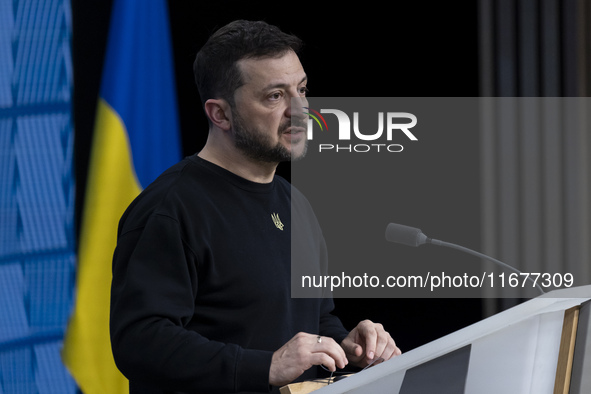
193, 20, 303, 109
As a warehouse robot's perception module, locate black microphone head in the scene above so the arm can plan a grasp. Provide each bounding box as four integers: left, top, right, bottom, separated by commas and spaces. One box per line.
385, 223, 428, 247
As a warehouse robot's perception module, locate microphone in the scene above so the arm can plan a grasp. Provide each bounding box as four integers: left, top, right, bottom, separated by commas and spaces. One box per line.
385, 223, 545, 294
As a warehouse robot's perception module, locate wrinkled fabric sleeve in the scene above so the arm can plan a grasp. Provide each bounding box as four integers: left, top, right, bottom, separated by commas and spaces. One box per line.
110, 214, 272, 393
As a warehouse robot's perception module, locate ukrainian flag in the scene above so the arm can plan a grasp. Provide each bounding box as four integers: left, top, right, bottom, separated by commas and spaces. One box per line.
62, 1, 181, 393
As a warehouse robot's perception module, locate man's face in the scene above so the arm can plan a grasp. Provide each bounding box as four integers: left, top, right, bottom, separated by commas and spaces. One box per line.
230, 50, 308, 163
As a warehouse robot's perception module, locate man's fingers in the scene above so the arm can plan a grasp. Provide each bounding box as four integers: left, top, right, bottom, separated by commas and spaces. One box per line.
313, 336, 348, 369
379, 338, 401, 361
340, 320, 401, 369
270, 333, 349, 387
356, 320, 400, 361
310, 352, 337, 372
352, 342, 363, 357
358, 320, 379, 360
373, 326, 390, 360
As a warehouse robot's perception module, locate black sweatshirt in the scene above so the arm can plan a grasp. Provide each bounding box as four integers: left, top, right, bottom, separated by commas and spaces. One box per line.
110, 154, 348, 394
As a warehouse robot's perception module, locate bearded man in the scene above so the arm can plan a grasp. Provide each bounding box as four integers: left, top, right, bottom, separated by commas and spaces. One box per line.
110, 19, 400, 394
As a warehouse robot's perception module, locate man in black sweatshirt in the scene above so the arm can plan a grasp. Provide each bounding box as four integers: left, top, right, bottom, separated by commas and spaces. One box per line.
110, 20, 401, 394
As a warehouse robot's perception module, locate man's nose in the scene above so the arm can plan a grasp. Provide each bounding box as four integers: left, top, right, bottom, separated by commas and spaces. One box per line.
287, 96, 308, 122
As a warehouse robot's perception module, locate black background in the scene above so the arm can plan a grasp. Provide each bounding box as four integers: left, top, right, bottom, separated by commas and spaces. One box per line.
72, 0, 483, 353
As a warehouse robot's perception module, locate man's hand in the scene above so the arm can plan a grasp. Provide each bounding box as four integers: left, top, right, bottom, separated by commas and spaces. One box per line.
340, 319, 401, 368
269, 332, 348, 387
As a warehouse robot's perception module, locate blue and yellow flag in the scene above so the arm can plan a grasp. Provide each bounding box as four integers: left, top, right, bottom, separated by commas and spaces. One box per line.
62, 1, 181, 393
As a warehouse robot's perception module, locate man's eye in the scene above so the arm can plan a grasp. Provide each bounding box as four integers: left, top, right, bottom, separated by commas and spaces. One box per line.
269, 92, 282, 101
299, 87, 309, 96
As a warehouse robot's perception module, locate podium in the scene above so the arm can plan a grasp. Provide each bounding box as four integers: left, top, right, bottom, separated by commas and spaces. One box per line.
287, 286, 591, 394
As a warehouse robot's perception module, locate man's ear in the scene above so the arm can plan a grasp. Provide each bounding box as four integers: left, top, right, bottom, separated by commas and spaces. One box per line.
204, 99, 232, 131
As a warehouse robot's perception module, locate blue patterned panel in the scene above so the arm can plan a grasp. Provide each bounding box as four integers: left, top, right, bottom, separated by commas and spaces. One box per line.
0, 347, 35, 394
0, 263, 29, 343
0, 0, 77, 392
24, 255, 75, 330
34, 342, 77, 394
11, 0, 72, 105
14, 114, 72, 252
0, 0, 13, 108
0, 119, 18, 258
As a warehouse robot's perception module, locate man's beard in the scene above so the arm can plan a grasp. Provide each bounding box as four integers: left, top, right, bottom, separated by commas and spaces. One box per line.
232, 109, 308, 163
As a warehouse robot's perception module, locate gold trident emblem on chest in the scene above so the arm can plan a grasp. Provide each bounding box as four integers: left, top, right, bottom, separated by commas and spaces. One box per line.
271, 213, 284, 230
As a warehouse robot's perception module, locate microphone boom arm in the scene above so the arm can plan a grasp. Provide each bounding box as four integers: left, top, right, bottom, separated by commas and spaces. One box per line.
427, 238, 545, 294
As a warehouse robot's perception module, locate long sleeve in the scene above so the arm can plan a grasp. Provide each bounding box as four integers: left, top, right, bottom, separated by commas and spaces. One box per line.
110, 214, 273, 393
110, 156, 349, 393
